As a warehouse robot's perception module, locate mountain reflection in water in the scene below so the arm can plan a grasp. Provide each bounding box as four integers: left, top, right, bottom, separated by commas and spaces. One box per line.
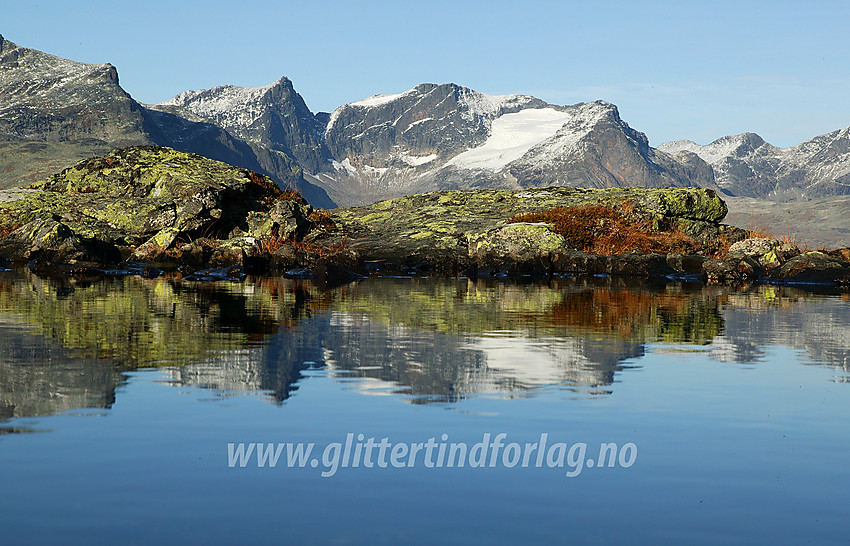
1, 270, 848, 424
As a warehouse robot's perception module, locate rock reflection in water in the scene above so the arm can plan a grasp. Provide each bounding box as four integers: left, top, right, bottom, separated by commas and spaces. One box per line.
0, 270, 329, 420
1, 271, 849, 422
712, 286, 850, 374
319, 277, 724, 400
0, 320, 125, 427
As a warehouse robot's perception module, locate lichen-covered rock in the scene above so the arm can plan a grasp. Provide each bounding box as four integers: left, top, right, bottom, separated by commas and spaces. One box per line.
826, 248, 850, 262
5, 150, 846, 286
769, 252, 850, 285
727, 238, 800, 269
468, 223, 566, 266
703, 256, 762, 283
0, 217, 95, 262
241, 199, 312, 240
318, 185, 735, 274
641, 187, 728, 222
209, 237, 260, 267
0, 146, 305, 266
131, 227, 182, 261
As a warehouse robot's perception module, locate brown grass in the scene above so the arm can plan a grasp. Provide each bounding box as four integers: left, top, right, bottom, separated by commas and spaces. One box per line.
257, 234, 349, 257
278, 189, 308, 204
509, 201, 699, 255
244, 169, 309, 206
307, 210, 337, 231
744, 218, 808, 250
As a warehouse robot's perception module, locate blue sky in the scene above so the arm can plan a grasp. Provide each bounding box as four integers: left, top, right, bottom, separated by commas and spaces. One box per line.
5, 0, 849, 147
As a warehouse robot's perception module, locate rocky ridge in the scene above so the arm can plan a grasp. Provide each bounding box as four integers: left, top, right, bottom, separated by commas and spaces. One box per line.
310, 85, 712, 206
1, 35, 716, 209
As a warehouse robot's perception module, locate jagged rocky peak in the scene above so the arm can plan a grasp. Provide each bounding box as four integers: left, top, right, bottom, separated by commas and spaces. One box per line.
154, 76, 327, 172
157, 76, 302, 132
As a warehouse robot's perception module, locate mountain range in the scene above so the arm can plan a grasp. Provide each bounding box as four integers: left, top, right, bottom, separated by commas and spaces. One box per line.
2, 33, 850, 236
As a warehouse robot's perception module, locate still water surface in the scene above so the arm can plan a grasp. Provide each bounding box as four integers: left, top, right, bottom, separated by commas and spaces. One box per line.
1, 270, 849, 544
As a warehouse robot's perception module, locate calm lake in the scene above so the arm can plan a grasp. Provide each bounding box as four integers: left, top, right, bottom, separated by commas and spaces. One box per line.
1, 269, 849, 544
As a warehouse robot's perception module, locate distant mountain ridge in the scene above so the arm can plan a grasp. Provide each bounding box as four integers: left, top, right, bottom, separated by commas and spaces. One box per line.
2, 33, 850, 210
659, 129, 850, 200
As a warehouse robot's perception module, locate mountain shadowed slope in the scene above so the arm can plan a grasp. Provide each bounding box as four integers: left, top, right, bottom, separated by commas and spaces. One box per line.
0, 35, 148, 145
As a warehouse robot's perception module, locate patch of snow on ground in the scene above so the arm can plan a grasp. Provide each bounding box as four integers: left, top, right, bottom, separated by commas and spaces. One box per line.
350, 90, 412, 108
403, 117, 433, 131
332, 158, 358, 175
519, 102, 613, 163
362, 164, 388, 177
446, 108, 574, 170
398, 152, 437, 166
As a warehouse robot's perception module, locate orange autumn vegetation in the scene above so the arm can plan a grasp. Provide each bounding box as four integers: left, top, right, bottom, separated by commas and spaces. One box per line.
307, 210, 337, 232
257, 234, 349, 258
508, 201, 707, 255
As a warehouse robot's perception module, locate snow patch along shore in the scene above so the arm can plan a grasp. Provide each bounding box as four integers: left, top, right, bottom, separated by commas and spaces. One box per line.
446, 108, 575, 171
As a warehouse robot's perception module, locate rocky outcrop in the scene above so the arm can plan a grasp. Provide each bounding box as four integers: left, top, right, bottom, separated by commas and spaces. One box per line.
726, 237, 800, 268
702, 238, 850, 285
0, 146, 316, 265
313, 185, 742, 276
770, 252, 850, 285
